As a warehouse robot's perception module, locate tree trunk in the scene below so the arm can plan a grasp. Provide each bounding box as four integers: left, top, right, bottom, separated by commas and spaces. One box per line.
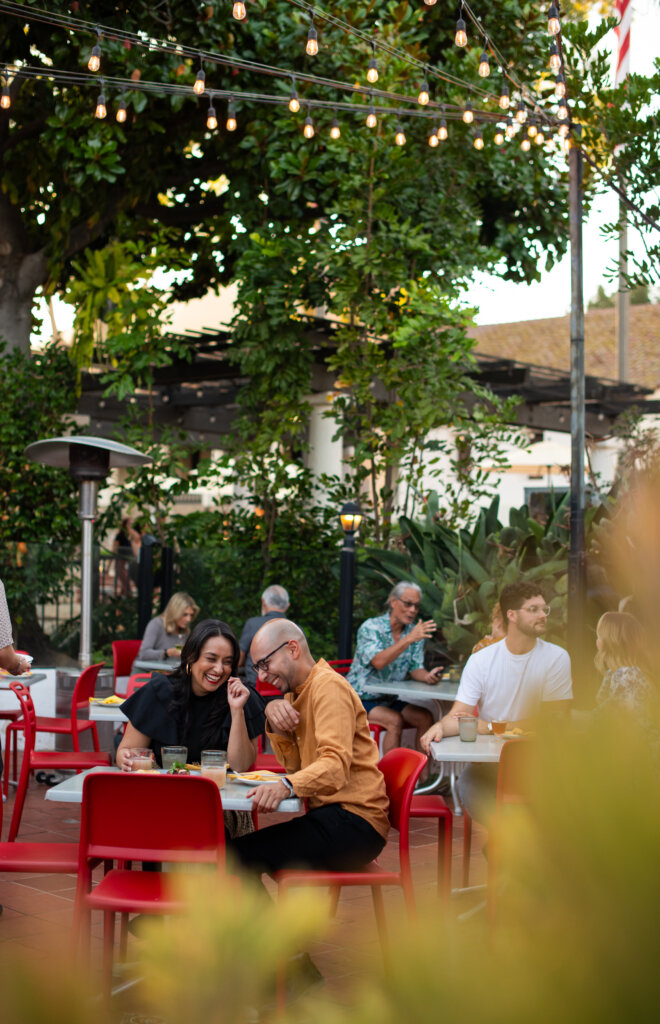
0, 195, 47, 353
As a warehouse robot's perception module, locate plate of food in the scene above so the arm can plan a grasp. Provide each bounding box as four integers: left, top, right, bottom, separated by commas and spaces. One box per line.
185, 763, 201, 772
89, 695, 125, 705
501, 727, 534, 739
228, 770, 283, 785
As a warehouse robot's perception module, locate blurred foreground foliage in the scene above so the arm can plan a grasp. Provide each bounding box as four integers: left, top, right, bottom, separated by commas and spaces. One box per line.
2, 705, 660, 1023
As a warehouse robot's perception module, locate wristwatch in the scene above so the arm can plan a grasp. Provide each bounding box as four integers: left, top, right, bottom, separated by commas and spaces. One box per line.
280, 777, 295, 796
487, 721, 493, 734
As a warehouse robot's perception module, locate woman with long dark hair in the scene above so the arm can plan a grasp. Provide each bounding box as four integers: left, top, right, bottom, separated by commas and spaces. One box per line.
117, 619, 265, 772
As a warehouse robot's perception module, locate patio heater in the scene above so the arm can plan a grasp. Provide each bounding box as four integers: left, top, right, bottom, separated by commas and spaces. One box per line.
337, 501, 362, 660
24, 436, 152, 668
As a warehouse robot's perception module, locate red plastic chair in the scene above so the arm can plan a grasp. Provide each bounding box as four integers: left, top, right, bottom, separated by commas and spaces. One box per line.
5, 682, 112, 841
409, 792, 453, 901
112, 639, 142, 696
0, 767, 79, 870
251, 733, 287, 774
275, 748, 426, 964
0, 650, 31, 777
75, 772, 226, 995
125, 673, 151, 698
327, 659, 353, 677
4, 662, 106, 796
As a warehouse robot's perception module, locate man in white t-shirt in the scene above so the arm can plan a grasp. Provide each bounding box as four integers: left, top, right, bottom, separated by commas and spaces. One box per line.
420, 581, 573, 823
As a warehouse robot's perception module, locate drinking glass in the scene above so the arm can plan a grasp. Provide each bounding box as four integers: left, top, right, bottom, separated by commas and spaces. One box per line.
201, 749, 228, 788
161, 745, 188, 771
491, 721, 507, 736
458, 716, 478, 742
127, 748, 156, 771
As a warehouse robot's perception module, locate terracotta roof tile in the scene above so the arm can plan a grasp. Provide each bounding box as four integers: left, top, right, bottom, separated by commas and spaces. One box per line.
468, 304, 660, 389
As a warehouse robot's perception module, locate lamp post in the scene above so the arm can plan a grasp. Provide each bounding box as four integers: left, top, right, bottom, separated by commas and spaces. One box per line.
337, 501, 362, 660
24, 436, 152, 668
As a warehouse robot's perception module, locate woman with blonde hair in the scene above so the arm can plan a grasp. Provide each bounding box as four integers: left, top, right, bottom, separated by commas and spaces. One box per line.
594, 611, 653, 712
133, 591, 200, 667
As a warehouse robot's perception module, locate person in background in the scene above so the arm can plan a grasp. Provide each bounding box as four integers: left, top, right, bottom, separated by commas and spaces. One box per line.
593, 611, 653, 713
347, 581, 442, 754
471, 601, 506, 654
0, 577, 31, 780
133, 591, 199, 668
239, 585, 290, 687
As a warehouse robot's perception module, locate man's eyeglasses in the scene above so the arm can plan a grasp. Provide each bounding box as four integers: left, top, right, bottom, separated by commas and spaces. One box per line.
520, 604, 551, 616
397, 599, 420, 610
254, 640, 290, 674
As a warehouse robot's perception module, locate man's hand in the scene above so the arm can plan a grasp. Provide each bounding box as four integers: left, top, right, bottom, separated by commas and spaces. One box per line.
246, 779, 291, 812
420, 721, 443, 754
423, 666, 444, 684
408, 619, 437, 643
227, 677, 250, 711
265, 699, 300, 734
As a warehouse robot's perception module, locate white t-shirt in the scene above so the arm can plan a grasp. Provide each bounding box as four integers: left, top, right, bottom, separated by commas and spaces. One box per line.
456, 638, 572, 722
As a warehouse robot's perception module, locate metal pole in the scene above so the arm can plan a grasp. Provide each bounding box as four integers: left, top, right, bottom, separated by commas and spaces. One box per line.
568, 134, 586, 680
137, 535, 157, 638
159, 545, 174, 611
616, 200, 629, 381
338, 534, 356, 660
78, 480, 98, 669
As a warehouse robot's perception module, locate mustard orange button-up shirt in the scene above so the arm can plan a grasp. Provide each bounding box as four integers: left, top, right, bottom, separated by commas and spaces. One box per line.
266, 659, 390, 840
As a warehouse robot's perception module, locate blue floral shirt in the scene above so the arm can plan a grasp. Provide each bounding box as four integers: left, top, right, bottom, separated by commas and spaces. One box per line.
347, 613, 425, 700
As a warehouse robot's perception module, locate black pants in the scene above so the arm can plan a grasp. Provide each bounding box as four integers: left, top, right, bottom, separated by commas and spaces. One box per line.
229, 804, 386, 877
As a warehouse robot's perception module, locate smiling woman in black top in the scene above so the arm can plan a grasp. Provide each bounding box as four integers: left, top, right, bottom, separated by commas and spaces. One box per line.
117, 619, 265, 771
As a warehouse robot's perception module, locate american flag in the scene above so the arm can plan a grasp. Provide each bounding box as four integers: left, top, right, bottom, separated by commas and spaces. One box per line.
615, 0, 632, 84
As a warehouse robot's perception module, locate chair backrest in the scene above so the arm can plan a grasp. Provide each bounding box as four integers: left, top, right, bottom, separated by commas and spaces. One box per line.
72, 662, 105, 715
126, 673, 152, 698
112, 640, 142, 684
256, 678, 281, 698
495, 739, 531, 809
328, 659, 353, 677
377, 748, 426, 878
9, 682, 37, 754
79, 773, 225, 868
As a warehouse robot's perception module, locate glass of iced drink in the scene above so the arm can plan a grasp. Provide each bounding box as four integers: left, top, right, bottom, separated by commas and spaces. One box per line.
127, 748, 155, 771
161, 746, 188, 771
201, 749, 228, 788
491, 721, 508, 736
458, 716, 478, 742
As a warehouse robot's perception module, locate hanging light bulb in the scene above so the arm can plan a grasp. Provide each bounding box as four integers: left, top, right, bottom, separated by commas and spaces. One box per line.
527, 117, 537, 138
549, 43, 561, 72
289, 77, 300, 113
233, 1, 247, 20
395, 121, 406, 146
424, 0, 438, 5
226, 97, 237, 131
366, 93, 377, 128
535, 126, 545, 144
515, 100, 527, 124
303, 106, 315, 138
505, 115, 515, 139
306, 12, 318, 56
207, 97, 217, 130
418, 70, 430, 106
455, 15, 467, 47
95, 82, 107, 119
521, 137, 531, 151
555, 73, 566, 99
499, 81, 510, 110
463, 98, 473, 124
194, 61, 205, 96
115, 94, 127, 123
437, 117, 448, 141
367, 41, 378, 84
558, 99, 568, 121
1, 83, 10, 110
428, 121, 439, 147
547, 3, 561, 36
558, 119, 570, 138
88, 29, 102, 72
494, 126, 504, 145
478, 50, 490, 78
330, 114, 341, 139
473, 129, 484, 150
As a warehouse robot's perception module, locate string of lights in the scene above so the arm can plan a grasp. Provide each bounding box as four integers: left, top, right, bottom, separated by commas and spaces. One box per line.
0, 0, 569, 151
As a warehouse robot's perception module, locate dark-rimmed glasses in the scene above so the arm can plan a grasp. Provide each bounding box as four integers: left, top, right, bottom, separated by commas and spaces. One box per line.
254, 640, 290, 674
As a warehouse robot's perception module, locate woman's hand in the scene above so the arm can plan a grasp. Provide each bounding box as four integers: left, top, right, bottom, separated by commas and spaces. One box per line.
227, 677, 250, 711
116, 745, 135, 772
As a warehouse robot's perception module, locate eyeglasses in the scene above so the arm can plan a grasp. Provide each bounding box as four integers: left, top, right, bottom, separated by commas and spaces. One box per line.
520, 604, 551, 616
254, 640, 290, 674
397, 599, 420, 610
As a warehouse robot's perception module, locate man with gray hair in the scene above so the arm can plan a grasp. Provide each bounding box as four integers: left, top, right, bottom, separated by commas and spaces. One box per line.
238, 584, 290, 687
347, 581, 442, 755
